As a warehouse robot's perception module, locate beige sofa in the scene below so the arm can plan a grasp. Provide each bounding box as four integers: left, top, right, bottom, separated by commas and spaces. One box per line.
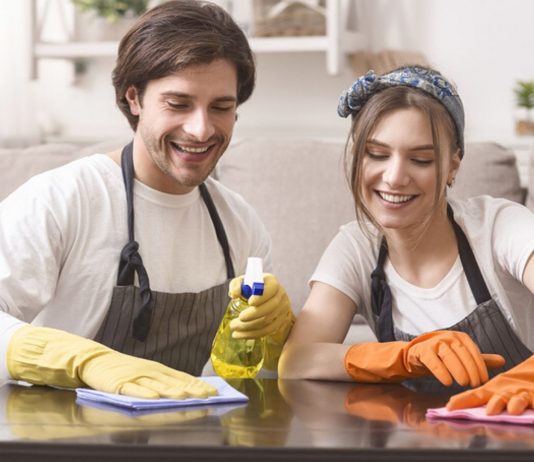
1, 138, 533, 344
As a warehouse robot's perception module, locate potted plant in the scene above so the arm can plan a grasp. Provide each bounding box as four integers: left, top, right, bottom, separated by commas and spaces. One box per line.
72, 0, 149, 41
514, 80, 534, 136
72, 0, 149, 23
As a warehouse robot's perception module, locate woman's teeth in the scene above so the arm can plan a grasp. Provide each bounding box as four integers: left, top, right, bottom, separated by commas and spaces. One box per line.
378, 192, 414, 204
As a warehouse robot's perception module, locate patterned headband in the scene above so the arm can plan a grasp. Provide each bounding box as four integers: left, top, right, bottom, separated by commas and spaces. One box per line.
337, 66, 465, 157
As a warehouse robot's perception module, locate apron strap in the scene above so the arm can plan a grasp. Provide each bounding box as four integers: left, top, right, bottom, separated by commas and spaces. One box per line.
447, 204, 492, 304
371, 238, 395, 342
199, 183, 235, 279
117, 141, 154, 341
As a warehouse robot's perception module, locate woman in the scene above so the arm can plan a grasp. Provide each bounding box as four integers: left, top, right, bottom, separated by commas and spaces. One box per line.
278, 66, 534, 416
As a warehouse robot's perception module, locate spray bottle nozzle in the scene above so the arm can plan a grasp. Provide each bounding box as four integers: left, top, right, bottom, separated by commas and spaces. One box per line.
241, 257, 264, 299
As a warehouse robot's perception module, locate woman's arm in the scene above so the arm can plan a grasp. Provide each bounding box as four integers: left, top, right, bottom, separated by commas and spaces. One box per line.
278, 281, 357, 380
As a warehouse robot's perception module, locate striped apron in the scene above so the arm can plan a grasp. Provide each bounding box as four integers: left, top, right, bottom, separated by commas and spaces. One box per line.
93, 142, 234, 376
370, 204, 532, 391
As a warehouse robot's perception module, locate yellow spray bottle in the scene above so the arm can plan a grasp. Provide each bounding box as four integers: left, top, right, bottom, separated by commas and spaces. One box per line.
211, 257, 265, 378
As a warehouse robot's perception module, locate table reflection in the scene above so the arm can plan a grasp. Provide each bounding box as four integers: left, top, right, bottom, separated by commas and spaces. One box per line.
279, 379, 534, 450
1, 377, 534, 454
2, 383, 210, 443
221, 378, 292, 447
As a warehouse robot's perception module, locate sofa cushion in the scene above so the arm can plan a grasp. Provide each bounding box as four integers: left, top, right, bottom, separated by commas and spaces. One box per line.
215, 138, 356, 312
0, 143, 82, 201
0, 138, 130, 202
450, 142, 524, 204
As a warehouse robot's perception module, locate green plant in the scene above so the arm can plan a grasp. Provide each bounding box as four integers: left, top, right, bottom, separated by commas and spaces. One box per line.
72, 0, 149, 23
514, 80, 534, 112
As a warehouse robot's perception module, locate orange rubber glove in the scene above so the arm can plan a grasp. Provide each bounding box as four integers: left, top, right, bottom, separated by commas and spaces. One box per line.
447, 354, 534, 415
345, 330, 505, 387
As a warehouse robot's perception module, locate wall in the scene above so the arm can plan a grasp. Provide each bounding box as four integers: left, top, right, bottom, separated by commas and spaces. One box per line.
4, 0, 534, 145
363, 0, 534, 142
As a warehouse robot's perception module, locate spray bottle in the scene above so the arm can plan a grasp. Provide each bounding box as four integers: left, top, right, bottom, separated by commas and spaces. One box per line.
211, 257, 265, 378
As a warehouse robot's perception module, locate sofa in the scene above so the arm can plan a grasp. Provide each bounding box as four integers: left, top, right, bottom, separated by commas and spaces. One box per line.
1, 138, 533, 345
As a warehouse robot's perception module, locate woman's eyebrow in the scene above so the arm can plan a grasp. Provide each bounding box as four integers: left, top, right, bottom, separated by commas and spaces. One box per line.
366, 139, 435, 151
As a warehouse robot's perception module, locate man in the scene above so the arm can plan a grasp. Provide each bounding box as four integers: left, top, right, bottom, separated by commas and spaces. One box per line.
0, 0, 294, 399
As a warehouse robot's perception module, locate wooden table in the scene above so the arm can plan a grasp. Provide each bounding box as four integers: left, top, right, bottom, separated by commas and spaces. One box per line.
1, 378, 533, 461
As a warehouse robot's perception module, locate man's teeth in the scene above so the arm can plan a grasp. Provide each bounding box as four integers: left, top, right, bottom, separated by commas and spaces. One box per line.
379, 192, 414, 203
172, 143, 209, 153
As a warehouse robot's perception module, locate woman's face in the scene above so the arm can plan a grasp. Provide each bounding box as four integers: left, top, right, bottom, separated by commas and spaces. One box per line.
360, 107, 459, 233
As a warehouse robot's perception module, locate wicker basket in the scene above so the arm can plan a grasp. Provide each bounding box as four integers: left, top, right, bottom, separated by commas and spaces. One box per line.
252, 0, 327, 37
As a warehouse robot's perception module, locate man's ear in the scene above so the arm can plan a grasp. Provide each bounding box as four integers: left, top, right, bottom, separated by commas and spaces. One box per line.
125, 86, 141, 116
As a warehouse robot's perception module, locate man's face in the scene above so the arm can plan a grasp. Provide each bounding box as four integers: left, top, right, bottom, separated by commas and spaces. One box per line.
126, 59, 238, 194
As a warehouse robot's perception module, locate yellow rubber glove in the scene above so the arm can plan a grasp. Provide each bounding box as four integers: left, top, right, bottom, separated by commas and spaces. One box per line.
7, 325, 218, 399
345, 330, 505, 387
447, 354, 534, 415
228, 273, 295, 340
228, 273, 295, 370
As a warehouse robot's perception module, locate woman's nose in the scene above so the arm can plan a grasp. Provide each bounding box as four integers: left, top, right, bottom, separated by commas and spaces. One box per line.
383, 157, 410, 188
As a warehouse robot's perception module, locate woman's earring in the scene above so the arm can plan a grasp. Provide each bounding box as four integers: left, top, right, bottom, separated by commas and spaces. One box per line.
447, 177, 456, 188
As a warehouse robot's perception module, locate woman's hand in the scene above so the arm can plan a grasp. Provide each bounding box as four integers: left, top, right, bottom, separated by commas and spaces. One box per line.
447, 354, 534, 415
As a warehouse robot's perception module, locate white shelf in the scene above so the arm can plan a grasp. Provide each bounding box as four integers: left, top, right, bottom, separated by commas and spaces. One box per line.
249, 31, 364, 53
34, 32, 364, 57
30, 0, 366, 77
34, 41, 118, 59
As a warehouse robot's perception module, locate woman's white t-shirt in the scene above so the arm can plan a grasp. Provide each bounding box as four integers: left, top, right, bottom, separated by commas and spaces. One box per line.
311, 196, 534, 349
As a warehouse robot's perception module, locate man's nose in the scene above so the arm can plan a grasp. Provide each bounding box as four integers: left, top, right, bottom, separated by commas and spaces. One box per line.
182, 109, 215, 141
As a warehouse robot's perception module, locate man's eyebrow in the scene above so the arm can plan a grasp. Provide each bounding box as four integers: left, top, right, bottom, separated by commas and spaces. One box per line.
367, 139, 435, 151
160, 91, 237, 103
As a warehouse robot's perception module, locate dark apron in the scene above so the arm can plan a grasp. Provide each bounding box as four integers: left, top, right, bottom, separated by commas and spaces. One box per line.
93, 142, 235, 376
370, 204, 532, 391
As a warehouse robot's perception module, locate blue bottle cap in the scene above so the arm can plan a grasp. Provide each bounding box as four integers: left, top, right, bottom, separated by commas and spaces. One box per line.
252, 282, 264, 296
241, 283, 253, 299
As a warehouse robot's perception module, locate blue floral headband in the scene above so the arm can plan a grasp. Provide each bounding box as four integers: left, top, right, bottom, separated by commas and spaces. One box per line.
337, 66, 465, 157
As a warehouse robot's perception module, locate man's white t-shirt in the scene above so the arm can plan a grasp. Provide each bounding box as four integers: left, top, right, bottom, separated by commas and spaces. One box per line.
0, 154, 272, 380
311, 196, 534, 349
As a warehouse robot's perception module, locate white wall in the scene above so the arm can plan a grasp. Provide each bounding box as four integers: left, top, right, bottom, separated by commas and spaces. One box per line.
0, 1, 40, 146
363, 0, 534, 142
4, 0, 534, 145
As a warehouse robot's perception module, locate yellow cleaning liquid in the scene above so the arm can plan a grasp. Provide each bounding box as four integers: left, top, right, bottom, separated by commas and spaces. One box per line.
211, 297, 265, 378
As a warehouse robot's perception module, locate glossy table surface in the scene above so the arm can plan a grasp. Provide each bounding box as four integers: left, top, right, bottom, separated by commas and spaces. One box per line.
1, 378, 534, 461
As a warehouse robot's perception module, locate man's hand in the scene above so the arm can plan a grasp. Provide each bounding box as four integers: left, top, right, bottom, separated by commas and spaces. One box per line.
7, 325, 218, 399
228, 273, 294, 340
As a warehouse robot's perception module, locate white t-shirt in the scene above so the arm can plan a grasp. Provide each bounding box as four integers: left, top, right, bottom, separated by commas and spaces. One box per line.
311, 196, 534, 349
0, 154, 272, 380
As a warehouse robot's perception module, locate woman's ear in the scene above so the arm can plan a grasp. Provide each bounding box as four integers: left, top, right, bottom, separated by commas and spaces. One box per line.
447, 148, 461, 185
125, 86, 141, 116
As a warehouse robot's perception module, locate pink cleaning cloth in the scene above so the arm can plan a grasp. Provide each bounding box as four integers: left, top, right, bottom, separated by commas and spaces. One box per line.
426, 406, 534, 426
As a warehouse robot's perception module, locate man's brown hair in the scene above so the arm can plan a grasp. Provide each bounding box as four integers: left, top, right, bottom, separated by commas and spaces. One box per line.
112, 0, 255, 130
